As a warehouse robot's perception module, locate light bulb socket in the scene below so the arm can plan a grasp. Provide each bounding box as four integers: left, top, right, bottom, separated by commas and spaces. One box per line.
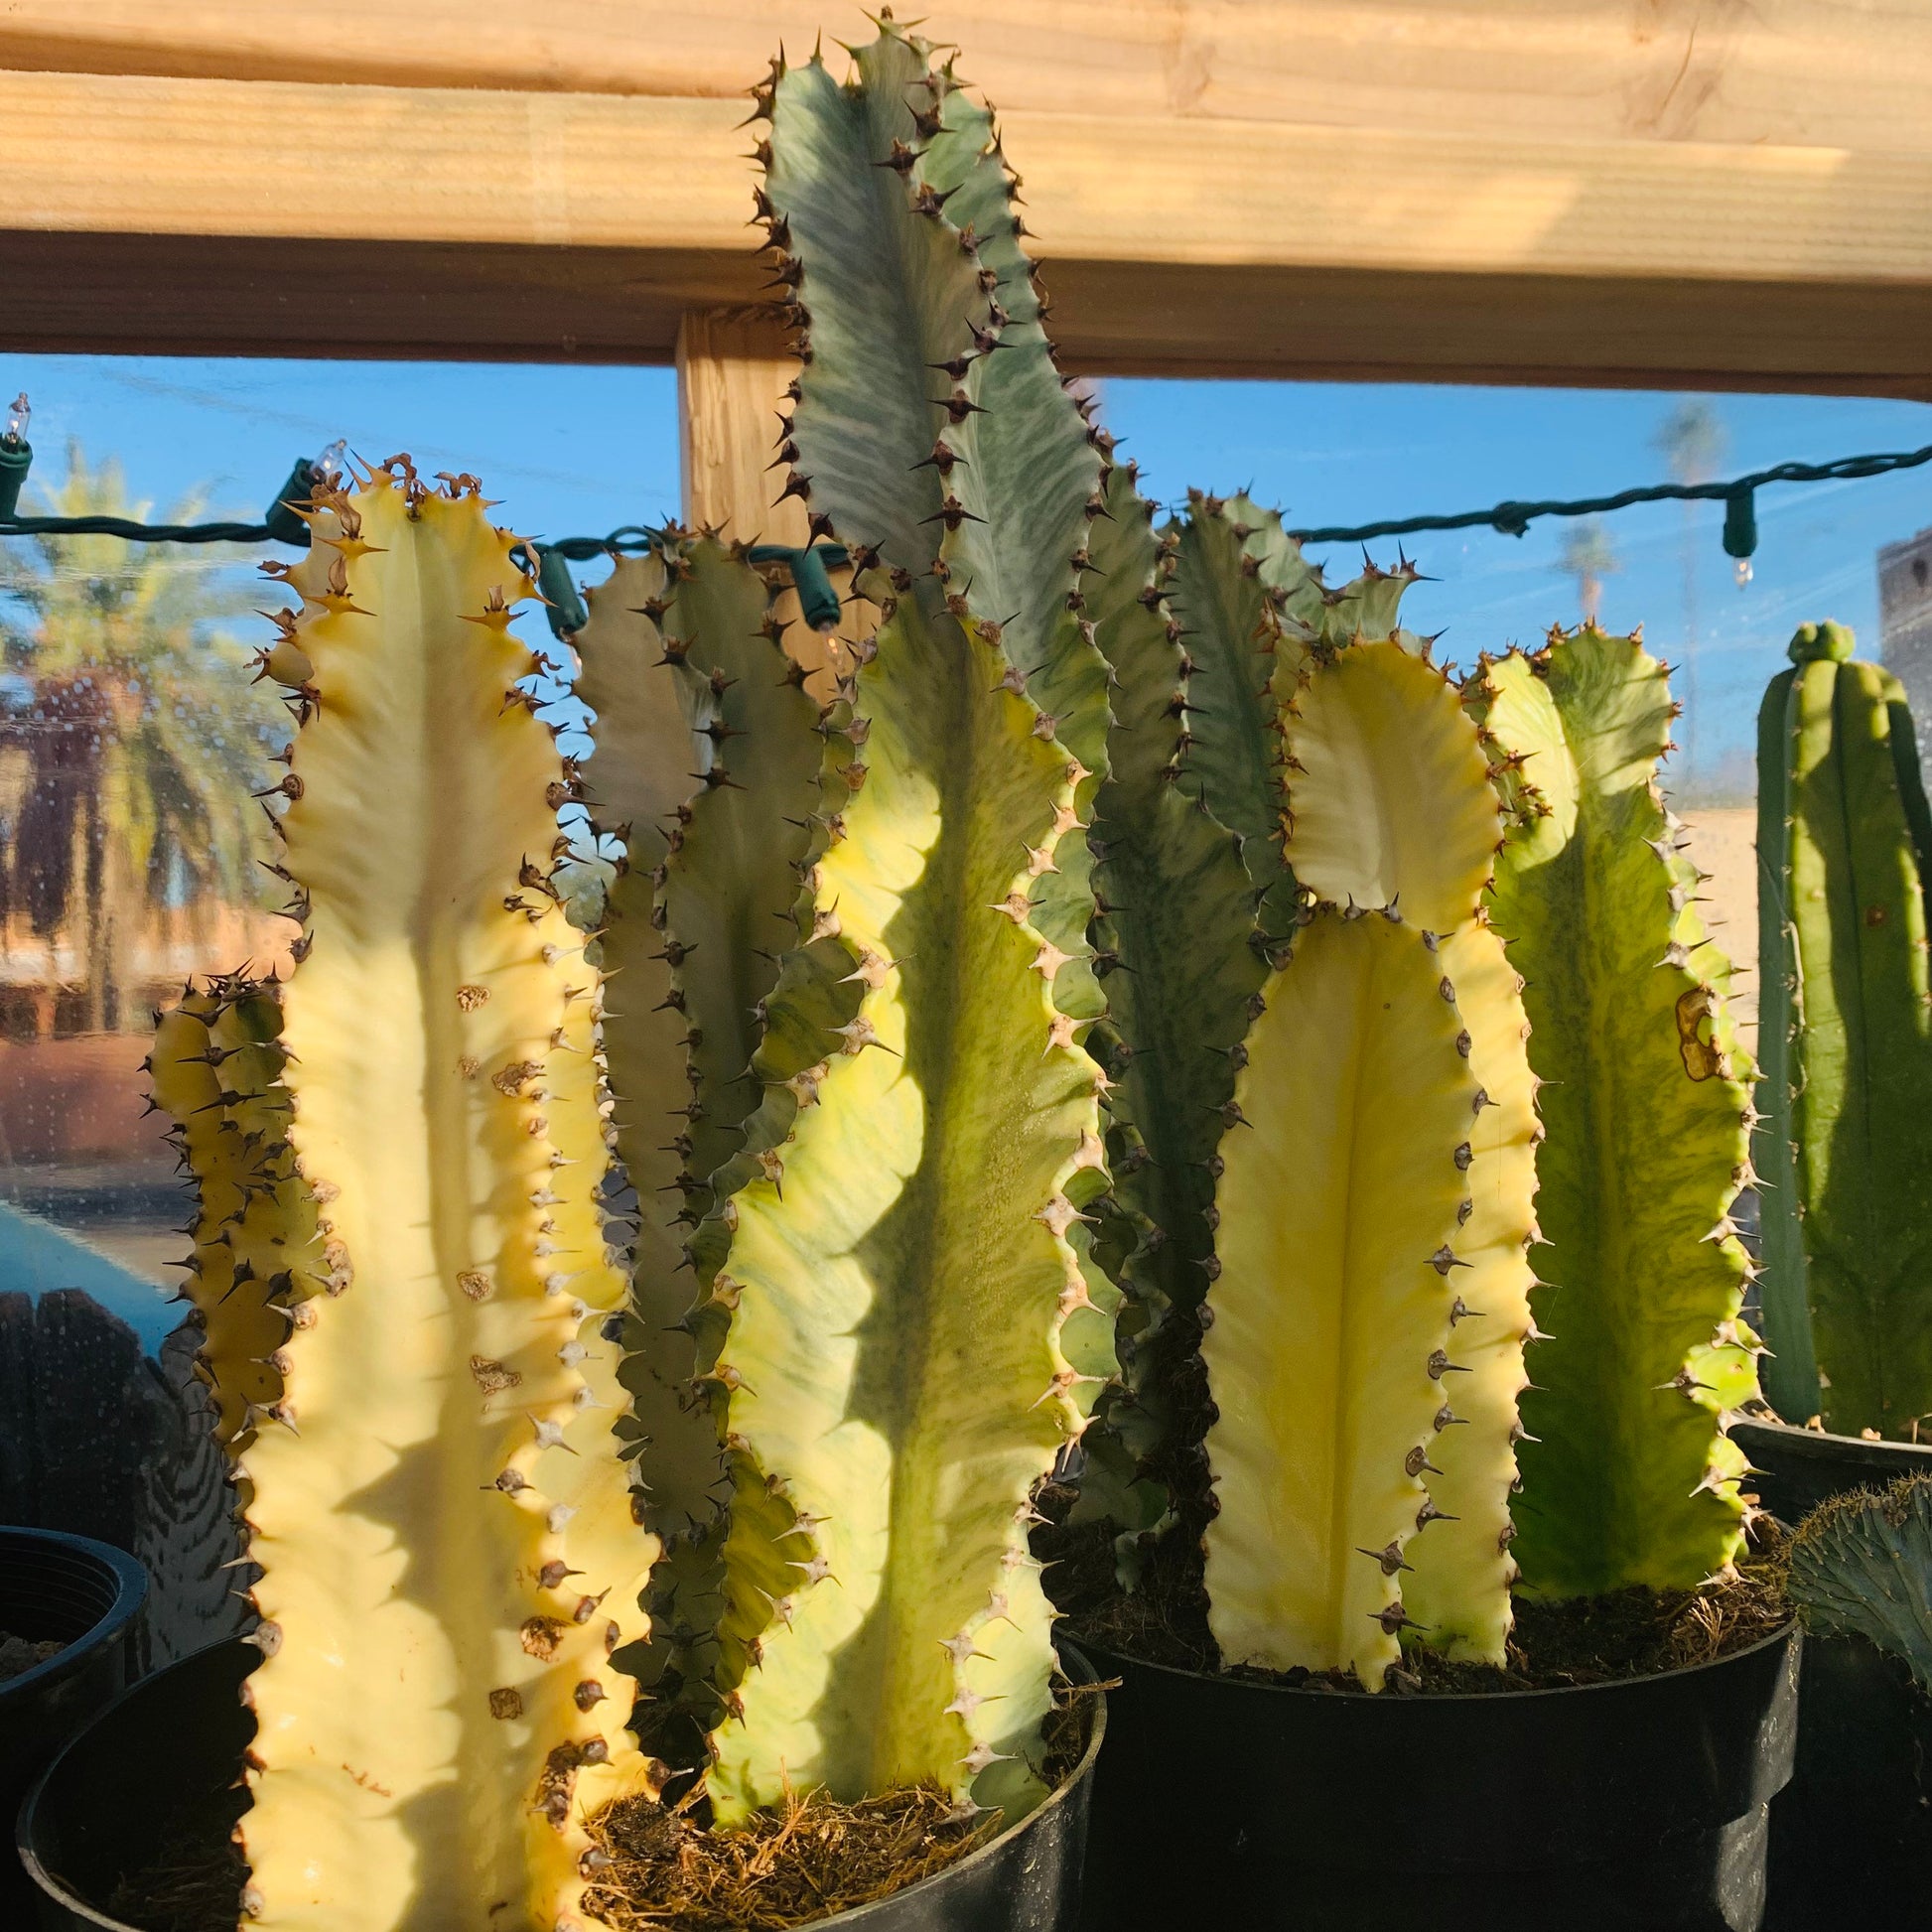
0, 437, 33, 521
1722, 485, 1757, 561
535, 545, 589, 638
787, 544, 843, 633
263, 458, 318, 547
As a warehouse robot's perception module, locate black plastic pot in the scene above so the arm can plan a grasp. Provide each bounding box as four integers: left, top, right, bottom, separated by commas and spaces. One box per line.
0, 1529, 147, 1926
1727, 1414, 1932, 1525
1729, 1416, 1932, 1932
1080, 1624, 1800, 1932
21, 1637, 1107, 1932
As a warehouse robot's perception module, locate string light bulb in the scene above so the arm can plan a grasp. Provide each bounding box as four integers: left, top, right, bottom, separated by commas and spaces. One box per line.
312, 438, 346, 484
0, 394, 33, 518
1734, 557, 1753, 588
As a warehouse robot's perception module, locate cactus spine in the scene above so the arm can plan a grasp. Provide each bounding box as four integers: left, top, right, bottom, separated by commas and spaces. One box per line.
1201, 638, 1515, 1686
206, 464, 653, 1932
1476, 631, 1756, 1599
616, 19, 1119, 1823
1753, 621, 1932, 1436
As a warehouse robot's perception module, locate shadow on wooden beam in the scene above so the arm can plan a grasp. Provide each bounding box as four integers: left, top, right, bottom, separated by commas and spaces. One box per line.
3, 230, 1930, 401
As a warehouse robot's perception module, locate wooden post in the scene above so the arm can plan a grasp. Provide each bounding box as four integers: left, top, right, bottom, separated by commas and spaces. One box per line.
676, 306, 862, 695
676, 307, 802, 546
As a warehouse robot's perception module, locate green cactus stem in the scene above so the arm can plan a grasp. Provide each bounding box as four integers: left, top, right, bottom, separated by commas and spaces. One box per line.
1476, 631, 1757, 1600
1753, 620, 1932, 1437
229, 462, 654, 1932
1788, 1475, 1932, 1688
1071, 465, 1265, 1587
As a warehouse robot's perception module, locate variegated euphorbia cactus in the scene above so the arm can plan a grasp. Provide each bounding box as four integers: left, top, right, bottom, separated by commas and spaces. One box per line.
153, 463, 655, 1932
1201, 637, 1532, 1688
584, 17, 1119, 1825
1069, 526, 1757, 1672
1472, 629, 1758, 1597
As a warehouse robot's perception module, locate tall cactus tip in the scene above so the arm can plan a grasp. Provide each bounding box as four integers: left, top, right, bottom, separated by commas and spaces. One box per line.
1788, 620, 1856, 663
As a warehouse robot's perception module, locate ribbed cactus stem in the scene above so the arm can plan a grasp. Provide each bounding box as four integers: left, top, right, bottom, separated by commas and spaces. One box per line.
232, 464, 653, 1932
1074, 462, 1264, 1582
1753, 620, 1932, 1436
1788, 1475, 1932, 1689
669, 17, 1117, 1823
1477, 631, 1756, 1599
1202, 636, 1512, 1685
148, 979, 327, 1453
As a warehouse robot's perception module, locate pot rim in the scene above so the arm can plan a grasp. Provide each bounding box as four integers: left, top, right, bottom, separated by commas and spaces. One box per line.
1729, 1413, 1932, 1458
0, 1527, 147, 1705
808, 1639, 1108, 1928
18, 1636, 1109, 1932
1080, 1615, 1799, 1708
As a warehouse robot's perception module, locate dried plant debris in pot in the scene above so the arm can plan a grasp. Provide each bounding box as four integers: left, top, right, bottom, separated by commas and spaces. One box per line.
102, 1785, 250, 1932
0, 1631, 64, 1680
582, 1682, 1099, 1932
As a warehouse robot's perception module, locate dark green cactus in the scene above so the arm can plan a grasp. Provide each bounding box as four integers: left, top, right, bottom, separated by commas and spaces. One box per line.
1788, 1474, 1932, 1688
1754, 620, 1932, 1437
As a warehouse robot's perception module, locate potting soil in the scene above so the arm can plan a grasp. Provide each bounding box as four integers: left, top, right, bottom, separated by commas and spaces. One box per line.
1059, 1519, 1791, 1694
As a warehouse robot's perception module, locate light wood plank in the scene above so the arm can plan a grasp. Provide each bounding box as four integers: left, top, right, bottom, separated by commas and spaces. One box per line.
7, 68, 1930, 285
676, 306, 846, 696
5, 68, 1932, 390
677, 310, 803, 542
5, 1, 1932, 161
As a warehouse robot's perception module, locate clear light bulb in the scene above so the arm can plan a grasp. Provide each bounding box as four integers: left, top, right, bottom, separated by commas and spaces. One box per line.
312, 438, 346, 483
5, 394, 30, 447
1734, 557, 1753, 588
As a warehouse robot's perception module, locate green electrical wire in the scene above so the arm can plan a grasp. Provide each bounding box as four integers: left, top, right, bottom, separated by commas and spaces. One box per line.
6, 421, 1932, 632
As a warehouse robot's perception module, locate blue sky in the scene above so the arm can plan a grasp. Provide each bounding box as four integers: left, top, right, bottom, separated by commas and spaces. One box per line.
7, 352, 1932, 802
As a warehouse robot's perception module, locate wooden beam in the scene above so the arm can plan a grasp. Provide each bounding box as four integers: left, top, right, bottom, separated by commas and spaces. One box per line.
5, 67, 1932, 392
4, 1, 1931, 162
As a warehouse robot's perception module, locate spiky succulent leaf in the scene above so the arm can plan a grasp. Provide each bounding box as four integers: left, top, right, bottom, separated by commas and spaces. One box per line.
239, 467, 653, 1932
1203, 909, 1478, 1688
1754, 621, 1932, 1436
1478, 633, 1755, 1599
572, 552, 715, 1505
572, 555, 736, 1768
1788, 1475, 1932, 1689
695, 579, 1109, 1822
652, 541, 821, 1196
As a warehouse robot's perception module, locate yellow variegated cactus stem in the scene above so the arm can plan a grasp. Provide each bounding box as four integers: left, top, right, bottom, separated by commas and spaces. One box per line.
147, 980, 328, 1454
1202, 638, 1532, 1686
227, 462, 654, 1932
